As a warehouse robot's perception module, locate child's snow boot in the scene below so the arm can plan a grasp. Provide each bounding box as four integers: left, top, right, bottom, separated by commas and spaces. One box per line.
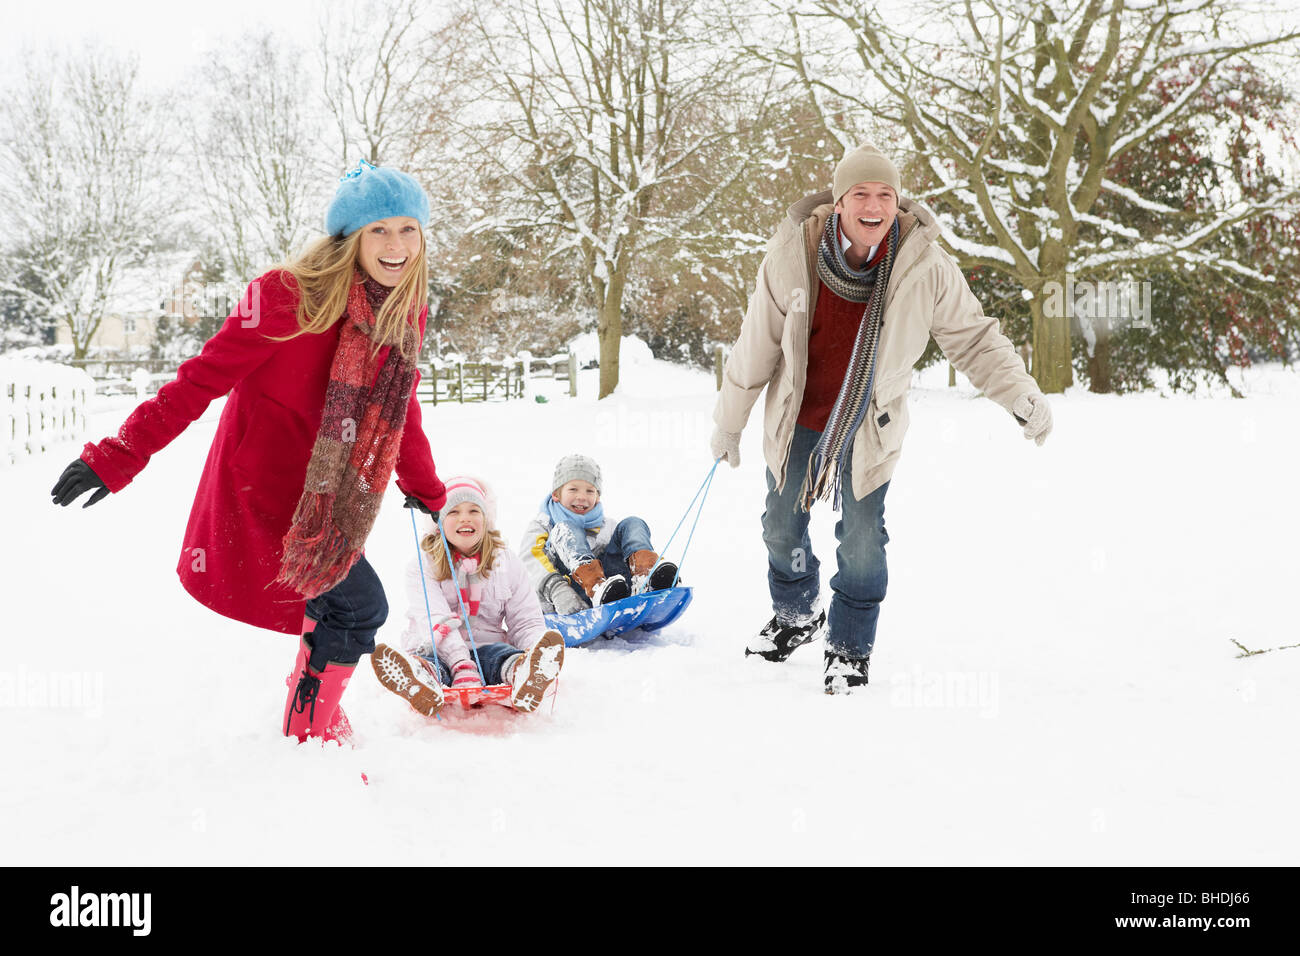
284, 635, 356, 744
370, 643, 445, 718
505, 630, 565, 713
824, 648, 870, 694
628, 550, 680, 594
571, 559, 630, 606
745, 608, 826, 662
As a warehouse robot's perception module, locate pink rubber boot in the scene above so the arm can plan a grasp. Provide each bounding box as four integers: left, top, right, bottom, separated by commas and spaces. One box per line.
283, 616, 355, 745
302, 614, 353, 742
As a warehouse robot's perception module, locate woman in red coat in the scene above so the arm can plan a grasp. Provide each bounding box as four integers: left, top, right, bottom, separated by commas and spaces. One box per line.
50, 160, 447, 744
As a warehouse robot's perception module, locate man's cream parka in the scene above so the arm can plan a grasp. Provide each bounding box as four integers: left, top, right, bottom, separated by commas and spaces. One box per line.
713, 190, 1039, 500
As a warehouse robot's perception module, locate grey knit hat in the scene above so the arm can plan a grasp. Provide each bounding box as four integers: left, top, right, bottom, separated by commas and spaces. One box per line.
833, 143, 901, 204
552, 454, 602, 494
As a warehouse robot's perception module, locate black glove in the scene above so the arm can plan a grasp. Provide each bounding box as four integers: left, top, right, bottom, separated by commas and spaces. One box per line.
403, 494, 438, 523
51, 459, 110, 508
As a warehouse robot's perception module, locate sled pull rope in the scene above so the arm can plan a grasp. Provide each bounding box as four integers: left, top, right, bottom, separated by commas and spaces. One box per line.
435, 514, 489, 680
409, 509, 444, 720
656, 458, 721, 589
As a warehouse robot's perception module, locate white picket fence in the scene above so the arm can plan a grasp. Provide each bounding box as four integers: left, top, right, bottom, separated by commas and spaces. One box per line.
1, 358, 96, 466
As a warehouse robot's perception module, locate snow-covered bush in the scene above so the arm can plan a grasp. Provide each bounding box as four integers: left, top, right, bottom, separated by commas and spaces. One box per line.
566, 332, 653, 368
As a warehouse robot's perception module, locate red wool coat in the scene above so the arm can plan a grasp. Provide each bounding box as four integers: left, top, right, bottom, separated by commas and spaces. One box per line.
81, 269, 447, 635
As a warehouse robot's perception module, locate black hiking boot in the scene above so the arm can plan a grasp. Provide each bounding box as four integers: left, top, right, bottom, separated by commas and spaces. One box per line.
745, 609, 826, 662
824, 648, 870, 694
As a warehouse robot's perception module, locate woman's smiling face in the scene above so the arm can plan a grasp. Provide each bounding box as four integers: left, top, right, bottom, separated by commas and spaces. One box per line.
357, 217, 422, 286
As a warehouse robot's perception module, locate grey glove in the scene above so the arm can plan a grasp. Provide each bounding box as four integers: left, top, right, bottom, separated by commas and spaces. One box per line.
542, 573, 588, 616
710, 426, 741, 468
1012, 393, 1052, 446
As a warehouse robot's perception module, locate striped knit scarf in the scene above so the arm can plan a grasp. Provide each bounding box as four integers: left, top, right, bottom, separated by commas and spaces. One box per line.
799, 214, 900, 512
453, 553, 482, 617
275, 274, 421, 598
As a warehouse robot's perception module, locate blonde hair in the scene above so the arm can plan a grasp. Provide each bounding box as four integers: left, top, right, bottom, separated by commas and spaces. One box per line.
275, 228, 429, 359
421, 527, 507, 583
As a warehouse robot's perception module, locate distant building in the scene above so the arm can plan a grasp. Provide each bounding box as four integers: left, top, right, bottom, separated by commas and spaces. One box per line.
55, 256, 207, 355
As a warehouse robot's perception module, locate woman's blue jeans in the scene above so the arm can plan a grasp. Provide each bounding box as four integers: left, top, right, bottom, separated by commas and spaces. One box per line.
303, 555, 388, 671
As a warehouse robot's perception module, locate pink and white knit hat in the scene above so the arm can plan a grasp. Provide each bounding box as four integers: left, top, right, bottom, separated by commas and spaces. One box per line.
441, 475, 498, 527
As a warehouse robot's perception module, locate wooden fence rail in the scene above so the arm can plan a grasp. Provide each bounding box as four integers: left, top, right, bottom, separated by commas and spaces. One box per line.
422, 351, 580, 404
1, 365, 93, 465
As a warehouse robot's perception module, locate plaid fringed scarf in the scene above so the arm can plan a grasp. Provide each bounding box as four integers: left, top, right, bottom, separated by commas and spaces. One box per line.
799, 214, 900, 512
275, 275, 421, 598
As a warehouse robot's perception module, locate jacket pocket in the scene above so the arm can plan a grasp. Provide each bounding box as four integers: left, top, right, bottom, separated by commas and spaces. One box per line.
229, 393, 314, 519
869, 389, 910, 458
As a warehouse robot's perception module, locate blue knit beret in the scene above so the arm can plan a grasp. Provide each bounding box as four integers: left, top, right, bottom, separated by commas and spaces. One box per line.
325, 160, 431, 238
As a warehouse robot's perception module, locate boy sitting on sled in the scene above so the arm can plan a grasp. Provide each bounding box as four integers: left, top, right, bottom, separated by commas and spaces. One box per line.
520, 454, 678, 615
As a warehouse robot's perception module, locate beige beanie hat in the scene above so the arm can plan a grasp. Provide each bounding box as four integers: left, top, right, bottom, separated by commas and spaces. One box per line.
833, 144, 901, 204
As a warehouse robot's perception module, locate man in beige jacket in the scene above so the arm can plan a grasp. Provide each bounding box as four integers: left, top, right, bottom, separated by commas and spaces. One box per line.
710, 143, 1052, 694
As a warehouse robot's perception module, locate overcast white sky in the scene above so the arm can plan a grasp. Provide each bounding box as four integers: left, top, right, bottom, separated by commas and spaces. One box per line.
8, 0, 1300, 89
1, 0, 321, 87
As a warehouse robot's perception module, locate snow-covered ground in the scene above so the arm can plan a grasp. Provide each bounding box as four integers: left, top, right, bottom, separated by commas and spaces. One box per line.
2, 349, 1298, 865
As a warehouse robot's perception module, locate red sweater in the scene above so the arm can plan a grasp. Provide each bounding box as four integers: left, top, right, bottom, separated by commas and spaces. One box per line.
81, 270, 446, 635
797, 244, 889, 433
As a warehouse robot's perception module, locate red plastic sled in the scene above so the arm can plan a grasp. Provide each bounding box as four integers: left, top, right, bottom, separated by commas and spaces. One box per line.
440, 683, 513, 709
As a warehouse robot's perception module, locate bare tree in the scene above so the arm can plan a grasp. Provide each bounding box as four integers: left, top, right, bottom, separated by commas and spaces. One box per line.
630, 94, 846, 363
753, 0, 1300, 393
458, 0, 766, 397
189, 34, 333, 284
318, 0, 433, 168
0, 49, 176, 358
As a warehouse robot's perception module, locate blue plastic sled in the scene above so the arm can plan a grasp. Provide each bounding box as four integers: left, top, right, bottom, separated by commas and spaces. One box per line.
545, 587, 693, 647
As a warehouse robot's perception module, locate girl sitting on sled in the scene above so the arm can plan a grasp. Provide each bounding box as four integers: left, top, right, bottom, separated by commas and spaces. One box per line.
372, 476, 564, 716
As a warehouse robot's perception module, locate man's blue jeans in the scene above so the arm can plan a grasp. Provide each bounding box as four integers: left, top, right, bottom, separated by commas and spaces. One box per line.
762, 424, 889, 659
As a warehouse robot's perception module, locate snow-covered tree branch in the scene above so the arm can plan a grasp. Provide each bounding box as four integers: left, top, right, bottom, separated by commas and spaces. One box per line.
452, 0, 767, 397
761, 0, 1300, 392
0, 49, 176, 358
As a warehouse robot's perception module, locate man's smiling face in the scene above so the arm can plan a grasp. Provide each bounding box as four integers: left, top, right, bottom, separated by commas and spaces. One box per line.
835, 182, 899, 253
